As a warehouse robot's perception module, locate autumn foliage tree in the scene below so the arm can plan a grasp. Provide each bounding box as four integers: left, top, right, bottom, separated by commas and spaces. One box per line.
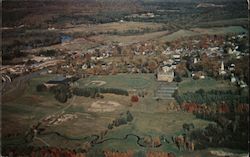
104, 150, 133, 157
147, 60, 158, 73
131, 95, 139, 102
146, 151, 176, 157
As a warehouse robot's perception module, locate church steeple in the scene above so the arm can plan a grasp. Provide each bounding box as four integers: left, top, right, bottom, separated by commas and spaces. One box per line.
219, 61, 226, 75
221, 61, 224, 71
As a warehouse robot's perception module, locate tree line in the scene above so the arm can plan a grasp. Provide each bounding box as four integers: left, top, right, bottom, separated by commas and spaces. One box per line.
108, 111, 133, 130
73, 87, 129, 98
174, 89, 249, 106
189, 112, 249, 151
37, 84, 129, 103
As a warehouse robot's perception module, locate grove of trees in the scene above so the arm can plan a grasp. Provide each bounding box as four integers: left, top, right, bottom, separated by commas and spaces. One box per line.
174, 89, 249, 107
73, 87, 129, 98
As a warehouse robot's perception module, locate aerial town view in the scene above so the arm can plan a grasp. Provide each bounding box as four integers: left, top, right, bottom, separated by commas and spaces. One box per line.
0, 0, 249, 156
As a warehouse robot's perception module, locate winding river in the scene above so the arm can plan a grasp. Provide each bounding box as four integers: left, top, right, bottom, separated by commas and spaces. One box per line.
39, 131, 170, 148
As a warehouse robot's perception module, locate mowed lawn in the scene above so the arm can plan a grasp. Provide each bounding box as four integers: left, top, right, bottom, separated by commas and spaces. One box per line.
178, 77, 237, 93
77, 73, 158, 91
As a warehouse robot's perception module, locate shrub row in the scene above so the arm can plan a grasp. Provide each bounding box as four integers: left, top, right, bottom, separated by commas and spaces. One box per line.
73, 87, 129, 98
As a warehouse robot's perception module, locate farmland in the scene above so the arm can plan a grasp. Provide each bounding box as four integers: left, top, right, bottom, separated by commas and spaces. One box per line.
19, 25, 248, 55
1, 0, 249, 156
160, 26, 248, 42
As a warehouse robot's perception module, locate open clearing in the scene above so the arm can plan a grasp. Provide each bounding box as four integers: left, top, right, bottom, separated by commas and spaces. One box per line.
28, 30, 169, 52
191, 26, 248, 35
196, 18, 248, 28
178, 77, 237, 93
160, 26, 247, 42
27, 25, 248, 53
62, 22, 167, 34
79, 73, 157, 91
89, 30, 169, 45
91, 111, 212, 155
88, 100, 123, 112
85, 80, 107, 87
1, 73, 239, 155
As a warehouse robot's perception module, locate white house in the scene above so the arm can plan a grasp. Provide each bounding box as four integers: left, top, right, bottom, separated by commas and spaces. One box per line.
228, 64, 235, 71
157, 66, 174, 82
231, 74, 236, 83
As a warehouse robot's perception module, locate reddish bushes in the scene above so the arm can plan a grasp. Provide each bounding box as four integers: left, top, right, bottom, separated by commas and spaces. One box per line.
131, 95, 139, 102
104, 150, 133, 157
217, 103, 230, 113
181, 102, 249, 114
142, 136, 162, 148
146, 151, 176, 157
5, 147, 87, 157
181, 103, 199, 113
236, 104, 249, 113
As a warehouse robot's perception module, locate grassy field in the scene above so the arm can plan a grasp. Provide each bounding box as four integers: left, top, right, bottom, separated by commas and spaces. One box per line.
2, 73, 215, 156
28, 30, 169, 53
89, 30, 169, 45
89, 110, 211, 155
196, 18, 248, 28
191, 26, 248, 35
178, 77, 238, 93
1, 74, 65, 136
77, 73, 158, 91
29, 25, 248, 53
160, 29, 200, 42
160, 26, 248, 42
62, 22, 166, 34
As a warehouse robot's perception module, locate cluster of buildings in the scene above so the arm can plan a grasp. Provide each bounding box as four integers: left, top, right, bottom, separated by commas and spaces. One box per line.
2, 31, 248, 91
156, 54, 181, 82
1, 58, 65, 83
125, 12, 157, 19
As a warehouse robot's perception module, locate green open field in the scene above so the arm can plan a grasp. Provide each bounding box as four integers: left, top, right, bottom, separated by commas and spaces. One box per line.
62, 22, 166, 35
89, 30, 169, 45
160, 26, 248, 42
1, 74, 65, 135
77, 74, 157, 90
196, 18, 248, 28
3, 73, 243, 156
90, 111, 211, 155
178, 77, 238, 93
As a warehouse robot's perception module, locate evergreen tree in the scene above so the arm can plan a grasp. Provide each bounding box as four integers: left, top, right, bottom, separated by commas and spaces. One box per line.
126, 111, 133, 122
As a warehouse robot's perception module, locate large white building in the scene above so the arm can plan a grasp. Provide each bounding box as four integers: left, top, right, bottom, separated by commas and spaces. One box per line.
157, 65, 174, 82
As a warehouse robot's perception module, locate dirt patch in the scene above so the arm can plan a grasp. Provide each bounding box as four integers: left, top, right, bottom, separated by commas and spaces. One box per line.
88, 100, 122, 112
86, 80, 107, 87
210, 150, 248, 157
43, 113, 78, 126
